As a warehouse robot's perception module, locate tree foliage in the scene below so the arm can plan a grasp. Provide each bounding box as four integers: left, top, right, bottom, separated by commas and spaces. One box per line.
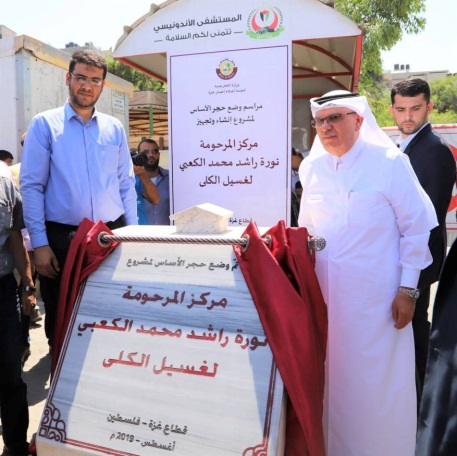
334, 0, 426, 88
430, 75, 457, 114
106, 57, 167, 92
368, 88, 394, 127
330, 0, 457, 126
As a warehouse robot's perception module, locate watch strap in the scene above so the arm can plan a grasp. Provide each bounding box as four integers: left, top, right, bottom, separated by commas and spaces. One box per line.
398, 286, 420, 300
22, 285, 37, 294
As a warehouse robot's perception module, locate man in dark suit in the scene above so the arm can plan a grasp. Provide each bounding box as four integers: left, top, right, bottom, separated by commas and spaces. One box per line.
416, 237, 457, 456
390, 78, 456, 401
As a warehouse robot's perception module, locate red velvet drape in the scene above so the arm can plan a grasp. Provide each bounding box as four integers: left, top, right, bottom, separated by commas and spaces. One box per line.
51, 218, 119, 375
234, 221, 327, 456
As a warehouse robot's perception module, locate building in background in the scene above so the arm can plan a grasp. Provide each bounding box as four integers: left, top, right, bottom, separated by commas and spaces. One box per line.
383, 64, 452, 89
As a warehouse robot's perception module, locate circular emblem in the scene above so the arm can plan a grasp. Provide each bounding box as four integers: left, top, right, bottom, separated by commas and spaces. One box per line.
216, 59, 238, 80
247, 7, 284, 39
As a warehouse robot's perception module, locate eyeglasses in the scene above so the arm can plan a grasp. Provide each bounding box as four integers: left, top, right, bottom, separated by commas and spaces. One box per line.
142, 148, 160, 155
311, 112, 357, 128
70, 72, 104, 87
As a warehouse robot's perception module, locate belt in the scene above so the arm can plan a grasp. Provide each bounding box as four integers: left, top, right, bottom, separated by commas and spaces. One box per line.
45, 215, 126, 241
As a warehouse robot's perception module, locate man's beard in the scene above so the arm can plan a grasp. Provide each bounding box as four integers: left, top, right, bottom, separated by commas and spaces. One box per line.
145, 160, 159, 172
399, 123, 421, 136
70, 87, 101, 109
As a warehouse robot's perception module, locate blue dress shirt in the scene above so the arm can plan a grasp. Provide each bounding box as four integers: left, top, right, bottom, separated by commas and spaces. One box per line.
20, 101, 137, 248
135, 176, 148, 225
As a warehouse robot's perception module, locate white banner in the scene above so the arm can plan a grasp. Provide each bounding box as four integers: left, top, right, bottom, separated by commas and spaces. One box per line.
169, 46, 291, 226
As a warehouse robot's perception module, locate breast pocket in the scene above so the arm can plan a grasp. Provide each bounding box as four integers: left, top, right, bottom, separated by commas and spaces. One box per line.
101, 145, 119, 173
348, 191, 392, 228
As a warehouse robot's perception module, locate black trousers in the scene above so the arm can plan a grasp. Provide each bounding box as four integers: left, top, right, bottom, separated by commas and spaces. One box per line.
412, 285, 431, 403
21, 268, 37, 348
40, 216, 126, 348
0, 273, 29, 453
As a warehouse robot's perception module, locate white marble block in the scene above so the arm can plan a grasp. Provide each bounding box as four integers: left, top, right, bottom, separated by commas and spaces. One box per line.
170, 203, 233, 234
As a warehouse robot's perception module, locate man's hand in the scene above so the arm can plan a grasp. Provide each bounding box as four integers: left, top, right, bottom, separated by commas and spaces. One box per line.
34, 245, 60, 278
133, 164, 147, 177
391, 292, 416, 329
135, 165, 160, 205
21, 290, 36, 316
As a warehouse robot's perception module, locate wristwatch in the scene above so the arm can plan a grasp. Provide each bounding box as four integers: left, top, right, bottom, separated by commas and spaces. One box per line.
22, 285, 37, 295
398, 286, 420, 301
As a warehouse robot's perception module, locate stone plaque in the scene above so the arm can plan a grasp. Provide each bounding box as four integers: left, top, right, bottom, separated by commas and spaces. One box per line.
36, 226, 285, 455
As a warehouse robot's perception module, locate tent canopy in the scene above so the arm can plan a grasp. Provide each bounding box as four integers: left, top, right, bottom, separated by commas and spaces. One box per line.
113, 0, 363, 97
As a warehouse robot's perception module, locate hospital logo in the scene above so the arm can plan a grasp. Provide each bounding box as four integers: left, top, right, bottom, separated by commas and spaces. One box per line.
216, 59, 238, 80
246, 6, 284, 39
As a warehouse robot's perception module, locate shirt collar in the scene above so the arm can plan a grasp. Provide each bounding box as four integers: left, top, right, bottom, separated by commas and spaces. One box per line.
65, 99, 98, 123
330, 136, 364, 171
397, 122, 429, 151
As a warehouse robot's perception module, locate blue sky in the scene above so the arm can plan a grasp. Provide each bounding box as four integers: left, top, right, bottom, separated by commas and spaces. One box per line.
1, 0, 455, 73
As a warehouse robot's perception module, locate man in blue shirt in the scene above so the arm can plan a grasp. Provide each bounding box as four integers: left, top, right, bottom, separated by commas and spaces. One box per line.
135, 138, 170, 225
20, 50, 137, 351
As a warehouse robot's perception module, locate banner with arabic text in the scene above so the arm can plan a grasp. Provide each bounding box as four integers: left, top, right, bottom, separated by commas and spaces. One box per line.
169, 45, 291, 226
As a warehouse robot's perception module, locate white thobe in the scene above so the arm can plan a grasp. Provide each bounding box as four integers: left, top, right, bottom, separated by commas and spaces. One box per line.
298, 138, 437, 456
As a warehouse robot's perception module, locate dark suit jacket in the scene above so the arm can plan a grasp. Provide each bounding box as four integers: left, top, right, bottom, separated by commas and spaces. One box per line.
416, 238, 457, 456
404, 123, 456, 288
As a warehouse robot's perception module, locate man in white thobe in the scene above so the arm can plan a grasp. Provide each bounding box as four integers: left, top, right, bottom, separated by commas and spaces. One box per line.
298, 91, 437, 456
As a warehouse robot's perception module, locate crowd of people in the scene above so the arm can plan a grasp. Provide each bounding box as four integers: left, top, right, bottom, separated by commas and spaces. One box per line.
0, 46, 455, 456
